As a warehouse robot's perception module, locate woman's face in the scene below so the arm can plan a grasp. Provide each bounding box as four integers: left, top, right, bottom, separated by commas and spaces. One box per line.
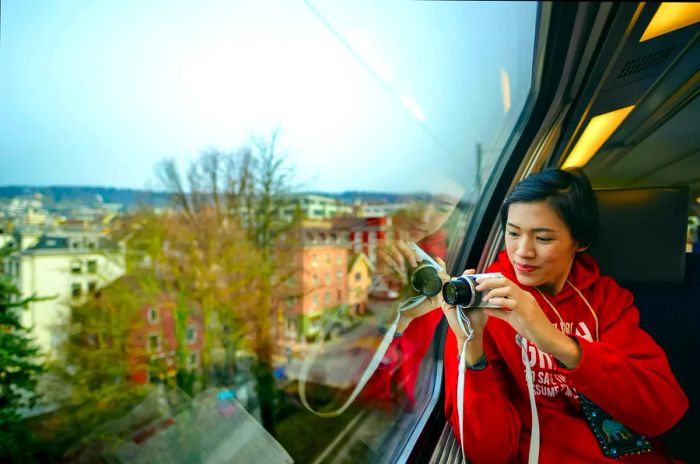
397, 194, 459, 242
505, 201, 586, 295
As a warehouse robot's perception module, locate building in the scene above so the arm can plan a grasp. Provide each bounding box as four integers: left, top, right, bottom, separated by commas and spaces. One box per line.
127, 294, 205, 385
282, 194, 353, 221
4, 227, 126, 358
281, 222, 349, 344
356, 202, 410, 218
333, 216, 392, 265
346, 252, 374, 315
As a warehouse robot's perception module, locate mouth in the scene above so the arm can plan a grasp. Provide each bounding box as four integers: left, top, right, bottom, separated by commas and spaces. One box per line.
514, 263, 538, 273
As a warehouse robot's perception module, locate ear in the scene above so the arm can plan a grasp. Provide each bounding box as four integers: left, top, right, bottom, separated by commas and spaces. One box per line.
574, 242, 590, 254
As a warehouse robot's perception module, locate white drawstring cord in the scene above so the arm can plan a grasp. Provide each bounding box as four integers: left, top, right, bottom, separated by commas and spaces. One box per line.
456, 305, 472, 464
517, 334, 540, 464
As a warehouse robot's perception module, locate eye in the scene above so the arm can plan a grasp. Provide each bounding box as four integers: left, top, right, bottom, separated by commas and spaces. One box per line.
507, 231, 519, 238
435, 202, 455, 213
537, 236, 553, 243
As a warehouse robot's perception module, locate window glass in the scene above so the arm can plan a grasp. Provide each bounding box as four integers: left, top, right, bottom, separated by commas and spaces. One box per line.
0, 1, 536, 462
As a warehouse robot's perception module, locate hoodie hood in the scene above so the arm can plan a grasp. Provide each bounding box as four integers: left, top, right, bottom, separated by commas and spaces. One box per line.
488, 249, 600, 303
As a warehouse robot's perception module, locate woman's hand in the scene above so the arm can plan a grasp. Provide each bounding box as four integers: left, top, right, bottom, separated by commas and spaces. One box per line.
377, 240, 419, 285
477, 276, 581, 367
440, 268, 489, 363
378, 241, 441, 332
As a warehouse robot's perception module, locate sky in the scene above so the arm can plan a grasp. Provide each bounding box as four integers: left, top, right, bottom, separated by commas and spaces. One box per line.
0, 0, 537, 194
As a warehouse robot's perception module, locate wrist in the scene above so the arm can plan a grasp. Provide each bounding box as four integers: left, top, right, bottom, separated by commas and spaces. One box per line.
458, 335, 484, 365
548, 332, 582, 369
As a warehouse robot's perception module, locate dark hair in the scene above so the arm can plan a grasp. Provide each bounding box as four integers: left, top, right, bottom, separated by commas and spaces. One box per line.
500, 168, 598, 248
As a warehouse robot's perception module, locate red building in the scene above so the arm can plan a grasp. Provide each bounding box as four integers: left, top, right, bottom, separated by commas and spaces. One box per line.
281, 222, 349, 344
333, 216, 391, 266
127, 297, 205, 384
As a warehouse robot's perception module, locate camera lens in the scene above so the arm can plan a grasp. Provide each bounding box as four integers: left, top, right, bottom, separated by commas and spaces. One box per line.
411, 265, 442, 297
443, 282, 457, 304
442, 277, 474, 306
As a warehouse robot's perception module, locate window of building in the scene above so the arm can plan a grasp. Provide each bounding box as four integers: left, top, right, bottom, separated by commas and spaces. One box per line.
325, 253, 331, 264
336, 252, 342, 264
312, 274, 319, 287
148, 333, 161, 352
71, 261, 82, 274
71, 283, 81, 299
188, 351, 199, 370
87, 260, 97, 273
312, 254, 318, 266
308, 316, 320, 332
147, 307, 159, 324
325, 272, 331, 285
88, 281, 97, 293
287, 275, 295, 287
286, 296, 294, 308
312, 294, 318, 308
355, 272, 362, 282
286, 317, 297, 339
186, 325, 197, 343
324, 291, 331, 305
336, 270, 343, 282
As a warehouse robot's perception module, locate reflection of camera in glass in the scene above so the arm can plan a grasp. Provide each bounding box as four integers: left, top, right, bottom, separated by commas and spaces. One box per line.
442, 273, 503, 308
409, 263, 443, 297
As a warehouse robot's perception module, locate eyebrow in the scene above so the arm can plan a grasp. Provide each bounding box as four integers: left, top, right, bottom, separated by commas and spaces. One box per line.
506, 222, 557, 233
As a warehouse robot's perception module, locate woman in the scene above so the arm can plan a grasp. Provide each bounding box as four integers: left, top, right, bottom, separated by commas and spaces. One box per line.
438, 169, 688, 463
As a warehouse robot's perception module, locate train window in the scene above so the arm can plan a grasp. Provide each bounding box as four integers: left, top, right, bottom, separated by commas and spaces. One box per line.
0, 1, 537, 463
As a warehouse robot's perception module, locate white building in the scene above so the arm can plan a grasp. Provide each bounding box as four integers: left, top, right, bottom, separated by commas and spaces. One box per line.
282, 194, 353, 220
357, 202, 410, 218
5, 228, 126, 358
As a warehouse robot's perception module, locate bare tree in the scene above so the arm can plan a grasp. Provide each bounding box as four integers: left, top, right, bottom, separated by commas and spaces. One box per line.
155, 129, 301, 435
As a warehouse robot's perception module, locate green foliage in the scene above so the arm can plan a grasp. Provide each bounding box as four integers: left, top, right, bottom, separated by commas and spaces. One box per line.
0, 248, 44, 462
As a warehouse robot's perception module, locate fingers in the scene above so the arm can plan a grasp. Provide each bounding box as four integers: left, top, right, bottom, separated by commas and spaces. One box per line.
475, 276, 508, 291
436, 257, 446, 269
378, 247, 403, 276
483, 286, 510, 302
396, 241, 419, 269
485, 296, 515, 310
462, 269, 476, 276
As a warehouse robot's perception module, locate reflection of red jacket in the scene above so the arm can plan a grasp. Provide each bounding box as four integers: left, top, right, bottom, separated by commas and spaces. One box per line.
359, 233, 447, 411
360, 308, 442, 412
444, 251, 688, 463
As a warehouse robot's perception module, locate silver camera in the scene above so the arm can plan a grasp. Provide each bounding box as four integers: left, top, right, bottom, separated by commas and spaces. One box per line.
441, 273, 503, 309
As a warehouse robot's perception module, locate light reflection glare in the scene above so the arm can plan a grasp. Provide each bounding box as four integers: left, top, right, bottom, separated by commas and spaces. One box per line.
400, 95, 427, 122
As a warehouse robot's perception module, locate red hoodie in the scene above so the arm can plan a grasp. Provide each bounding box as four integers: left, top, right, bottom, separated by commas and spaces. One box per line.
443, 250, 689, 463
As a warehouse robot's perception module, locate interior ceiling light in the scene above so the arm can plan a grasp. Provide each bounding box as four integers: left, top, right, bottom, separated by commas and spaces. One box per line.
640, 3, 700, 42
562, 106, 635, 169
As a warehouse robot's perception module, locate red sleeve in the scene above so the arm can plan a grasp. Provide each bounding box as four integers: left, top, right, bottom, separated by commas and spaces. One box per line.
359, 308, 442, 412
556, 277, 688, 437
443, 319, 521, 464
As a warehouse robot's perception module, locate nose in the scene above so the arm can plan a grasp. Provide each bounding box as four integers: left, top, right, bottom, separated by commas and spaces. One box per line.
515, 236, 536, 259
419, 205, 433, 225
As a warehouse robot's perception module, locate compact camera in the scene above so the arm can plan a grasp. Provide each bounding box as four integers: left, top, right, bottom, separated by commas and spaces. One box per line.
442, 273, 503, 308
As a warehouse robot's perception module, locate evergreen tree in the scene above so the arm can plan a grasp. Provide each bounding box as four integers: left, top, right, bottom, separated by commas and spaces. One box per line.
0, 247, 44, 461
